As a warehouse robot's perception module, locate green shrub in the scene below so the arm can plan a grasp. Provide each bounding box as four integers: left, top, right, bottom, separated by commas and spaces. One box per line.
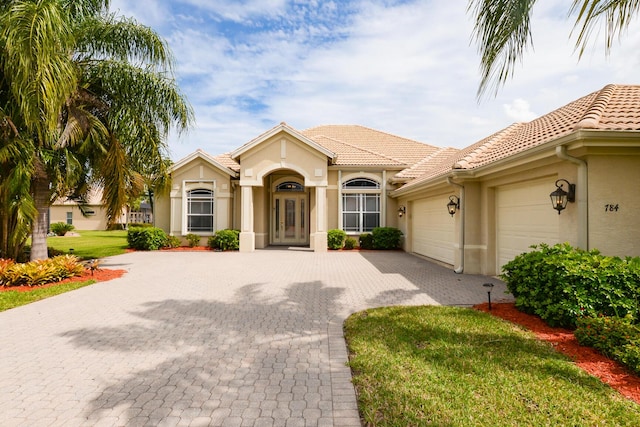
372, 227, 403, 250
164, 235, 181, 249
127, 227, 168, 250
359, 233, 374, 250
344, 237, 357, 250
328, 229, 347, 250
127, 222, 153, 228
0, 255, 85, 287
50, 222, 75, 236
185, 233, 201, 247
501, 243, 640, 328
575, 316, 640, 375
208, 229, 240, 251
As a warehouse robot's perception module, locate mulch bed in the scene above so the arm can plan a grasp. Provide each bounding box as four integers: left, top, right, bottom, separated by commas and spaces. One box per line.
474, 302, 640, 404
0, 268, 126, 293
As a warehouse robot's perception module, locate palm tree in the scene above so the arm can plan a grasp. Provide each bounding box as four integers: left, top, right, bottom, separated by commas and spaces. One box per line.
469, 0, 640, 97
0, 0, 193, 260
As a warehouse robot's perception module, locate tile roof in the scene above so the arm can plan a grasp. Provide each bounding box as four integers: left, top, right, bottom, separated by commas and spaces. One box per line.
397, 84, 640, 191
310, 135, 406, 167
213, 153, 240, 172
302, 125, 440, 166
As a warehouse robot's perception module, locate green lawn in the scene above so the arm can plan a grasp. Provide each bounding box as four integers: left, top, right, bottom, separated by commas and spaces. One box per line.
46, 229, 128, 259
344, 305, 640, 426
0, 280, 96, 312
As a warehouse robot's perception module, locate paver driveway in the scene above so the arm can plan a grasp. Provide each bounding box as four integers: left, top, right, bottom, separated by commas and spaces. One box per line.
0, 249, 511, 427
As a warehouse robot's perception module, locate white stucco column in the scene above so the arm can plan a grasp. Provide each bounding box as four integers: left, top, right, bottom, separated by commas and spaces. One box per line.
239, 185, 255, 252
313, 185, 328, 252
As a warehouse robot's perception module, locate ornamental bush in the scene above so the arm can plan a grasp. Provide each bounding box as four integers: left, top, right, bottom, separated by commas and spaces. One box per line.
50, 222, 75, 236
0, 255, 85, 287
344, 237, 358, 250
127, 227, 168, 250
327, 229, 347, 250
208, 229, 239, 251
371, 227, 403, 250
575, 316, 640, 375
501, 243, 640, 328
359, 233, 374, 250
185, 233, 201, 247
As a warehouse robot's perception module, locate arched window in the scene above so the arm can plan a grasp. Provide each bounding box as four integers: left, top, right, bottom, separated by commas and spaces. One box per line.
342, 178, 380, 233
276, 181, 304, 192
187, 188, 214, 232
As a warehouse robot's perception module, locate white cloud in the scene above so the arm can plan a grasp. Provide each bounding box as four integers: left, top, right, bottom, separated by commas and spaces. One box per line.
109, 1, 640, 160
503, 99, 537, 122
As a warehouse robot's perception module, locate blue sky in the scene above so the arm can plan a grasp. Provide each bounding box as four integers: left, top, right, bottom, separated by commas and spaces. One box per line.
109, 0, 640, 161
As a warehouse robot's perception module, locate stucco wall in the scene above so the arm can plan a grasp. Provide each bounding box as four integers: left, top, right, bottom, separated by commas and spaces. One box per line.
588, 154, 640, 257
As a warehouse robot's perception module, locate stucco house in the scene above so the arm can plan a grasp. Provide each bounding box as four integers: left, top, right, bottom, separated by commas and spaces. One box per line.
49, 187, 127, 231
156, 84, 640, 275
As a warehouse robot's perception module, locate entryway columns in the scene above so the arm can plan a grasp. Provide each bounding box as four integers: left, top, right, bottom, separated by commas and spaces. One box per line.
239, 185, 255, 252
313, 185, 328, 252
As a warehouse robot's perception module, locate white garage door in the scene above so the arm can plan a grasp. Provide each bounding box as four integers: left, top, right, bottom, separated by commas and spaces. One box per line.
497, 179, 560, 271
412, 197, 456, 264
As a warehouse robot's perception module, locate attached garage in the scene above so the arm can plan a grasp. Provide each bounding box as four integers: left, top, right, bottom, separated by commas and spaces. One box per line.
496, 179, 560, 271
411, 197, 456, 264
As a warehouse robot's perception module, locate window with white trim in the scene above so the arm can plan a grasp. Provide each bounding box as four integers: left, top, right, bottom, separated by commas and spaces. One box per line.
187, 188, 214, 232
342, 178, 380, 233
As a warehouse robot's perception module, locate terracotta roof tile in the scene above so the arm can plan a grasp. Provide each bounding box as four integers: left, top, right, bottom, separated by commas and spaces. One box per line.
397, 84, 640, 191
302, 125, 439, 166
393, 147, 460, 180
213, 153, 240, 172
310, 135, 406, 166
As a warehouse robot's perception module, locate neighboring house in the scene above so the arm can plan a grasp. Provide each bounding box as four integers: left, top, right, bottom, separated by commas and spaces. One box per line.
155, 84, 640, 275
49, 187, 127, 231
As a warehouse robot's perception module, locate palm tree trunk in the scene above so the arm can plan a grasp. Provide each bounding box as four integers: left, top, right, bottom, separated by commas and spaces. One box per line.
30, 165, 51, 261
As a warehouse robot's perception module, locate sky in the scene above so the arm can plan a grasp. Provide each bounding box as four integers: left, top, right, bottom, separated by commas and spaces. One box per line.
108, 0, 640, 161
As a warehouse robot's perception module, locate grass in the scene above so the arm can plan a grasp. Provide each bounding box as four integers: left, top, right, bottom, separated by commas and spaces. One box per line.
344, 305, 640, 426
46, 230, 128, 259
0, 280, 96, 312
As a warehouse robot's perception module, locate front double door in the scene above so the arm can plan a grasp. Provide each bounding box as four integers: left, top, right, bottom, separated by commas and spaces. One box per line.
272, 193, 309, 246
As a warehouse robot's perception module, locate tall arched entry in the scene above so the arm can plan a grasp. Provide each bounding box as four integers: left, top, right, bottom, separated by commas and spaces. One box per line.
271, 177, 309, 246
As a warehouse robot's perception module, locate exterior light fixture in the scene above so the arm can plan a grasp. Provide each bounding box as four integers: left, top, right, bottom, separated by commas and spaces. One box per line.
398, 205, 406, 217
447, 195, 460, 216
549, 179, 576, 215
483, 283, 495, 310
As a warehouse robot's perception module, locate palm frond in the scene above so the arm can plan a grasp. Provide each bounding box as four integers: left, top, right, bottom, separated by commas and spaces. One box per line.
570, 0, 640, 57
75, 14, 174, 70
468, 0, 538, 98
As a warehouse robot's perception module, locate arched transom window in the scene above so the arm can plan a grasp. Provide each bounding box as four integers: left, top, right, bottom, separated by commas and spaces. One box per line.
342, 178, 380, 233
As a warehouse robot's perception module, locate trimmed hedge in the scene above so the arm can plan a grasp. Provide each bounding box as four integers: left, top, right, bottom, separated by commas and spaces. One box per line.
328, 229, 347, 250
208, 229, 240, 251
127, 227, 169, 250
359, 233, 374, 249
501, 243, 640, 328
371, 227, 403, 250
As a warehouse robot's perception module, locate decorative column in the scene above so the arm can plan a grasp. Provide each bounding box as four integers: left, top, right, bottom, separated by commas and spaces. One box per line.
313, 185, 328, 252
239, 185, 255, 252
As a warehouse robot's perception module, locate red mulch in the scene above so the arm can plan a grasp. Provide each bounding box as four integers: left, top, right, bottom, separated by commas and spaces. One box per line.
0, 268, 126, 293
474, 302, 640, 404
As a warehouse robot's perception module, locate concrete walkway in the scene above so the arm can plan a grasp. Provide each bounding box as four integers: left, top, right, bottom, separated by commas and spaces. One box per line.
0, 250, 511, 427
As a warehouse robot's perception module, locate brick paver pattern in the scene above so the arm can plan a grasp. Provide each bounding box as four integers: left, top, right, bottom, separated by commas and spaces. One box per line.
0, 250, 511, 426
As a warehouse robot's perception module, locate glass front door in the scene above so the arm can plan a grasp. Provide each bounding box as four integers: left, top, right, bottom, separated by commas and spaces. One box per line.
273, 194, 308, 245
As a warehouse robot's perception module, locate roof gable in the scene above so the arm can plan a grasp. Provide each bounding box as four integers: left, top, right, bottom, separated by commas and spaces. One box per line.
171, 149, 238, 177
231, 122, 336, 162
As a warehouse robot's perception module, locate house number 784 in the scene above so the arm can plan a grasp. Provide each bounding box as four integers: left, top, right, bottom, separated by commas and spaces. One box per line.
605, 204, 619, 212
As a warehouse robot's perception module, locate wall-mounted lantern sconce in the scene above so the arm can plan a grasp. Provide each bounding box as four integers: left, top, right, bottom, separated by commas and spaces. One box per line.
549, 179, 576, 215
447, 195, 460, 217
398, 205, 406, 217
